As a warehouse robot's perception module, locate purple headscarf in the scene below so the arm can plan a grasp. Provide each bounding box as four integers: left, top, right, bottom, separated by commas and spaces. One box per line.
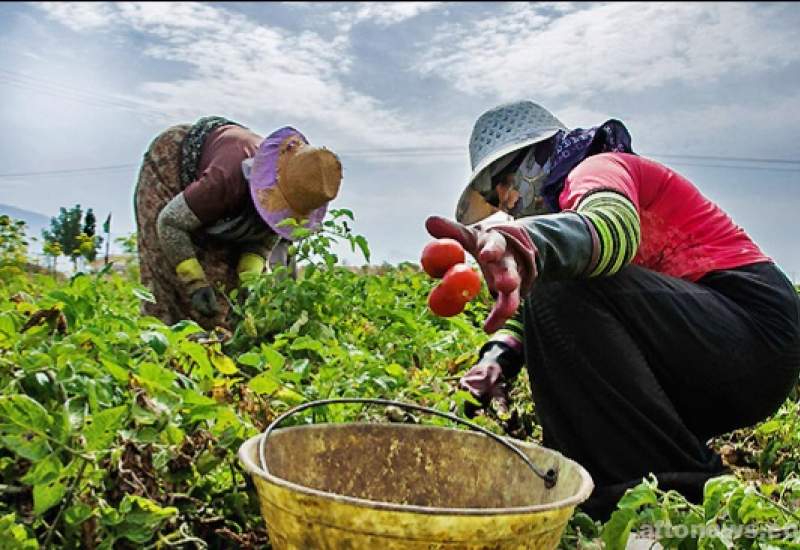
540, 119, 634, 212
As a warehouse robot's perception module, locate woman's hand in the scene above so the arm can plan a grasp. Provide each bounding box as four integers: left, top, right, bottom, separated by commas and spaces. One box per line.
459, 360, 510, 418
190, 286, 219, 317
425, 215, 538, 333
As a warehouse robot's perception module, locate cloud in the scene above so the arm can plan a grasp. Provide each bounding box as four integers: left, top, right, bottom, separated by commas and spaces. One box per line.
415, 2, 800, 102
331, 2, 444, 32
34, 1, 457, 151
33, 1, 116, 31
630, 92, 800, 159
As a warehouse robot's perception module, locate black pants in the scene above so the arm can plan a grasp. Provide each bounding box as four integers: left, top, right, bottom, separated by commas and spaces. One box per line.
520, 262, 800, 521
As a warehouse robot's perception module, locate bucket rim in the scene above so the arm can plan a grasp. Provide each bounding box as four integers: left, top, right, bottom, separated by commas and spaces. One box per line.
238, 423, 594, 516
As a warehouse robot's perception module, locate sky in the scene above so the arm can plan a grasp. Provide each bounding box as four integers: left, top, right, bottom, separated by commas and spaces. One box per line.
1, 1, 799, 280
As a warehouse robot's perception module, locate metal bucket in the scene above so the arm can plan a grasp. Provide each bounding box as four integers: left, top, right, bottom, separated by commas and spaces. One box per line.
238, 399, 594, 549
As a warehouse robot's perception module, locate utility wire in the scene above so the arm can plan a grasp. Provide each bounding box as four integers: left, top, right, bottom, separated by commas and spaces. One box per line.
0, 164, 138, 179
0, 68, 167, 118
646, 152, 800, 165
1, 152, 800, 182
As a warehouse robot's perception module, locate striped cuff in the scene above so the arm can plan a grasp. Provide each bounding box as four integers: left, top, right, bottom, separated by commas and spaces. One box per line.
487, 332, 523, 354
487, 316, 524, 353
577, 191, 641, 277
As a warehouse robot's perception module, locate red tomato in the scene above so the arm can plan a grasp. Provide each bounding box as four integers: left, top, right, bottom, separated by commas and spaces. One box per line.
427, 284, 466, 317
421, 238, 466, 278
441, 263, 481, 301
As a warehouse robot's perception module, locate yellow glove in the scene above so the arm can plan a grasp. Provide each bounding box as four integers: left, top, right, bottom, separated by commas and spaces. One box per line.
175, 257, 208, 293
237, 252, 266, 280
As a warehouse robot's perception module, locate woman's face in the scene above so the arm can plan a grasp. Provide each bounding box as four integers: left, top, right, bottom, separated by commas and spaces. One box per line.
495, 175, 520, 213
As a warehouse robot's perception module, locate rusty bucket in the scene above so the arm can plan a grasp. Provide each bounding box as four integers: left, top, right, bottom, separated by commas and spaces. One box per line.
238, 399, 594, 549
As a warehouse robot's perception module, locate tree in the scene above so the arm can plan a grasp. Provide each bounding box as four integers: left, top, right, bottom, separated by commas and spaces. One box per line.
41, 205, 102, 271
42, 205, 82, 271
0, 215, 29, 280
80, 208, 103, 263
83, 209, 96, 237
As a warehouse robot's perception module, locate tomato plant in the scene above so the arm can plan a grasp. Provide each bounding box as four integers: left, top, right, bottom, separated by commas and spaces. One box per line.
0, 211, 798, 549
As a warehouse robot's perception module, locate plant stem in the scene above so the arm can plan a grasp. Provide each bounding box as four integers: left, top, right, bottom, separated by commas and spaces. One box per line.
42, 457, 89, 548
754, 490, 800, 523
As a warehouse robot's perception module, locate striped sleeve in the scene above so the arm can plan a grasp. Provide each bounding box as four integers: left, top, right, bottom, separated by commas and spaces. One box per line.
480, 309, 525, 380
576, 191, 641, 277
485, 310, 524, 355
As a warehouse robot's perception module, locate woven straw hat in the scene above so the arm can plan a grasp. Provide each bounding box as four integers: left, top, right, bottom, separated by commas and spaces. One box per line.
249, 127, 342, 240
456, 101, 567, 224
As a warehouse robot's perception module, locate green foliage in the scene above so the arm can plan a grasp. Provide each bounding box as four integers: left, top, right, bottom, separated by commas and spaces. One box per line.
1, 210, 798, 548
597, 474, 800, 550
42, 205, 103, 269
115, 232, 138, 257
0, 215, 29, 281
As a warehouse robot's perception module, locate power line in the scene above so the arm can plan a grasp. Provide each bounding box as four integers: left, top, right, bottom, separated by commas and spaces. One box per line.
0, 68, 167, 118
653, 160, 800, 173
646, 152, 800, 165
0, 164, 138, 179
1, 151, 799, 181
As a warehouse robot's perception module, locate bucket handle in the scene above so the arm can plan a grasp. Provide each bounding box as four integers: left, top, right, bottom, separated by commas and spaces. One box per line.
258, 397, 558, 489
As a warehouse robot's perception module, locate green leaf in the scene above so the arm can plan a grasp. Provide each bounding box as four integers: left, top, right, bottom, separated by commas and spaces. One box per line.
0, 313, 15, 337
0, 395, 53, 460
140, 331, 168, 355
335, 208, 354, 221
737, 486, 783, 524
601, 508, 639, 550
84, 405, 128, 451
104, 495, 177, 544
64, 502, 94, 527
135, 362, 177, 396
33, 479, 66, 515
179, 341, 213, 379
453, 390, 481, 408
617, 482, 659, 511
248, 372, 281, 395
288, 311, 308, 336
101, 359, 130, 383
385, 363, 406, 378
211, 352, 239, 375
290, 336, 324, 354
262, 346, 286, 370
0, 513, 39, 549
703, 475, 738, 519
354, 235, 371, 262
756, 419, 782, 435
237, 352, 262, 367
20, 454, 62, 485
132, 287, 156, 303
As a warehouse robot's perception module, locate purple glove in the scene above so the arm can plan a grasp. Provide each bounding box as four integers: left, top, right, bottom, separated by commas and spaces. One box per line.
425, 215, 538, 334
459, 360, 510, 419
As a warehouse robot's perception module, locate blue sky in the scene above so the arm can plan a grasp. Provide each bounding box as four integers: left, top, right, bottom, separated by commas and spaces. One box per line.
1, 2, 799, 280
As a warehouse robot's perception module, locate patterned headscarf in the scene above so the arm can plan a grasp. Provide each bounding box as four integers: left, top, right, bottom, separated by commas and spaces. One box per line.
509, 119, 634, 217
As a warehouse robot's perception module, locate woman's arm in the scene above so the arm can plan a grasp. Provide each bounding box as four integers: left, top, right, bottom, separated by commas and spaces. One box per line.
156, 193, 207, 291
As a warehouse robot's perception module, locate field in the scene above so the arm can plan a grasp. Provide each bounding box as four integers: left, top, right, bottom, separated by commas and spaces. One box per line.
1, 211, 799, 549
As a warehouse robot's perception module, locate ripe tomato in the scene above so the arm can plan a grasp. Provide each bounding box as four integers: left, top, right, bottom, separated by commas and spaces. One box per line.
427, 284, 466, 317
421, 238, 466, 278
441, 263, 481, 301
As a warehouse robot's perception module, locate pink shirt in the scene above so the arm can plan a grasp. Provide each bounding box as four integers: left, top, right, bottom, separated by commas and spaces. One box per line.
559, 153, 771, 282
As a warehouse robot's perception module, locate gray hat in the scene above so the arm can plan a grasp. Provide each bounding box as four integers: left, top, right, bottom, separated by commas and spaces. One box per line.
456, 101, 567, 224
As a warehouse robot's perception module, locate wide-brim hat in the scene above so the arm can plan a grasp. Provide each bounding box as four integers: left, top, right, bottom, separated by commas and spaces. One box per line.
249, 127, 343, 240
456, 101, 567, 225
